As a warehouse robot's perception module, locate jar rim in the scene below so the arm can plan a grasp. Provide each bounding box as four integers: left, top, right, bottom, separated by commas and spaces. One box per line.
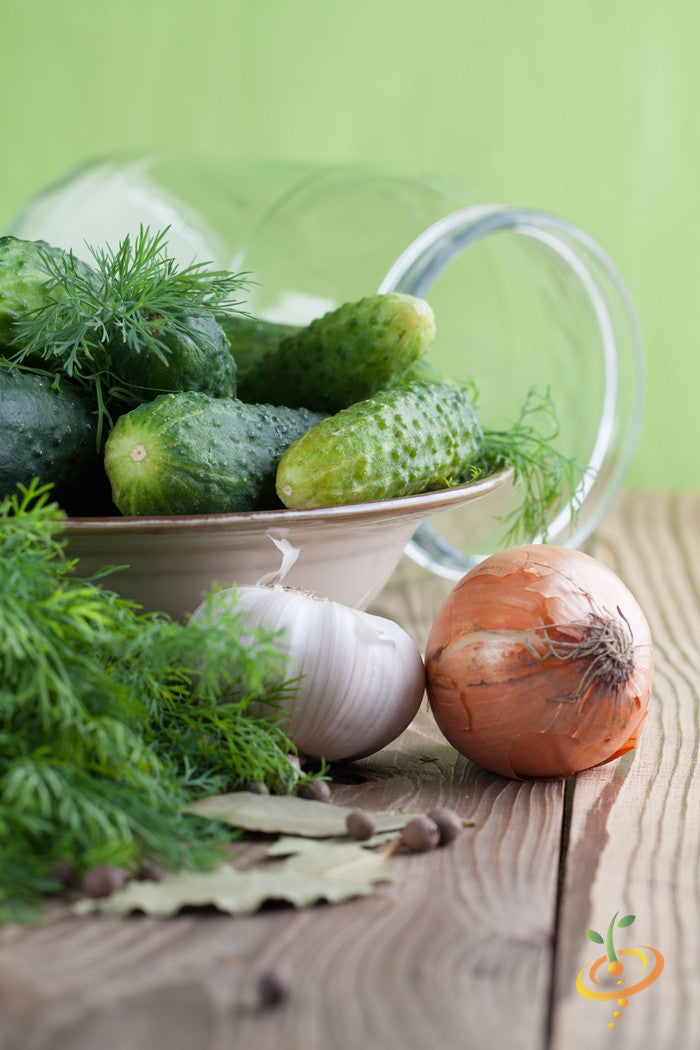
379, 204, 644, 572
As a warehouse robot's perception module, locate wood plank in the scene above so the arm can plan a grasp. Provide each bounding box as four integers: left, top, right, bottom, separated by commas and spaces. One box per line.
550, 492, 700, 1048
0, 612, 566, 1050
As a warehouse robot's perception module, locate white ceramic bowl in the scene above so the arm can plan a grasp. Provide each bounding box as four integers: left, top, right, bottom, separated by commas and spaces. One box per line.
63, 469, 511, 620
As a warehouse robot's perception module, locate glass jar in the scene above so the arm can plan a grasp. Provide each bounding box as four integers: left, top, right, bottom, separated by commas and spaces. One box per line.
9, 155, 644, 577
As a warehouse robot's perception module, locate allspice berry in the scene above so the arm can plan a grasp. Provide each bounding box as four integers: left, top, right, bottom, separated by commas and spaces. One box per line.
345, 809, 377, 841
297, 780, 332, 803
138, 861, 166, 882
399, 816, 440, 852
80, 864, 128, 899
427, 806, 463, 846
257, 969, 289, 1008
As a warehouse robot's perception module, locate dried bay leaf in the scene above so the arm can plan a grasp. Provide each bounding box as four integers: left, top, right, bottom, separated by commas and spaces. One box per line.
74, 837, 395, 918
183, 790, 417, 837
266, 835, 395, 872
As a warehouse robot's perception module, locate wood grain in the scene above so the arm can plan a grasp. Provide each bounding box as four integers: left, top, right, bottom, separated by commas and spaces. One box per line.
1, 492, 698, 1050
0, 714, 565, 1050
551, 493, 700, 1048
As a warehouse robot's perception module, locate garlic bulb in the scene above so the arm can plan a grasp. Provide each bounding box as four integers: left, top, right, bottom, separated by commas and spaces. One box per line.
202, 584, 426, 762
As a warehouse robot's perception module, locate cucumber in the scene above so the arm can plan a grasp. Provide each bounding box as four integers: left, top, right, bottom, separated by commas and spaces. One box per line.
0, 365, 109, 515
107, 312, 237, 402
0, 236, 93, 352
237, 292, 436, 413
104, 391, 326, 515
275, 379, 482, 508
218, 312, 299, 386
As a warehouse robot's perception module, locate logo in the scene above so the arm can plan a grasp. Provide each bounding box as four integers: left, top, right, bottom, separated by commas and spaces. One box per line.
575, 912, 664, 1031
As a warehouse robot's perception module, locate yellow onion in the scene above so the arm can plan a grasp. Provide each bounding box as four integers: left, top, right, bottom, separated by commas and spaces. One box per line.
424, 545, 653, 779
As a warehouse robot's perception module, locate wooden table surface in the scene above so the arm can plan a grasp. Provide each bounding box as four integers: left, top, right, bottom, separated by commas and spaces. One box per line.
1, 491, 698, 1050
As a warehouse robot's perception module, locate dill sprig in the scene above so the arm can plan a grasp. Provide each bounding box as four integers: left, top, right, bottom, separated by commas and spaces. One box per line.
0, 480, 313, 921
8, 225, 247, 435
467, 386, 585, 545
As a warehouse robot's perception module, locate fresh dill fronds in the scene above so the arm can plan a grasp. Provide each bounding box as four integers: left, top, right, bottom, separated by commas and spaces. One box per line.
8, 225, 248, 435
0, 480, 313, 921
467, 386, 585, 545
112, 588, 308, 799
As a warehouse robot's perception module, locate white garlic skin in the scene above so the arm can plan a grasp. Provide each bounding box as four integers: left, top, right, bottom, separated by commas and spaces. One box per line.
211, 586, 425, 761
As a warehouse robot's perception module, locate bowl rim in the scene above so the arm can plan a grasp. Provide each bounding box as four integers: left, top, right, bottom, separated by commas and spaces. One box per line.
63, 468, 513, 534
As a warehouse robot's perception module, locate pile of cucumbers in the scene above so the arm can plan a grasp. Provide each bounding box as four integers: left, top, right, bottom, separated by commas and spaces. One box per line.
0, 231, 483, 517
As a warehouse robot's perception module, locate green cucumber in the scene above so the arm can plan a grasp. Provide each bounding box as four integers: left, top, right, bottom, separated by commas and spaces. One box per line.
104, 391, 326, 515
107, 312, 237, 402
275, 379, 482, 508
0, 365, 109, 515
218, 312, 299, 386
237, 292, 436, 412
0, 236, 93, 352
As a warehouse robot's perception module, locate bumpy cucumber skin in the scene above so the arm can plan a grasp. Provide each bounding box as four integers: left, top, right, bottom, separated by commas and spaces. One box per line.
108, 313, 237, 402
0, 236, 93, 351
276, 379, 482, 508
238, 292, 436, 413
218, 312, 299, 386
0, 366, 108, 515
104, 391, 326, 515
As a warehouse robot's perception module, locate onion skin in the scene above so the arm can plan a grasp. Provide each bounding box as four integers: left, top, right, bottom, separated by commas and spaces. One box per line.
424, 545, 653, 780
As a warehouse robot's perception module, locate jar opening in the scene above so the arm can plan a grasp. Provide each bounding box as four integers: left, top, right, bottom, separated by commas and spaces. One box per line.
379, 206, 644, 571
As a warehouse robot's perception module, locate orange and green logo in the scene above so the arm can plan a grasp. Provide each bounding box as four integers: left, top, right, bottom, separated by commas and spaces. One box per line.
576, 912, 664, 1031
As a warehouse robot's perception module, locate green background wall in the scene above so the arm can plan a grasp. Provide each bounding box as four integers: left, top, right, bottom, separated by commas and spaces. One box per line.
0, 0, 694, 490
